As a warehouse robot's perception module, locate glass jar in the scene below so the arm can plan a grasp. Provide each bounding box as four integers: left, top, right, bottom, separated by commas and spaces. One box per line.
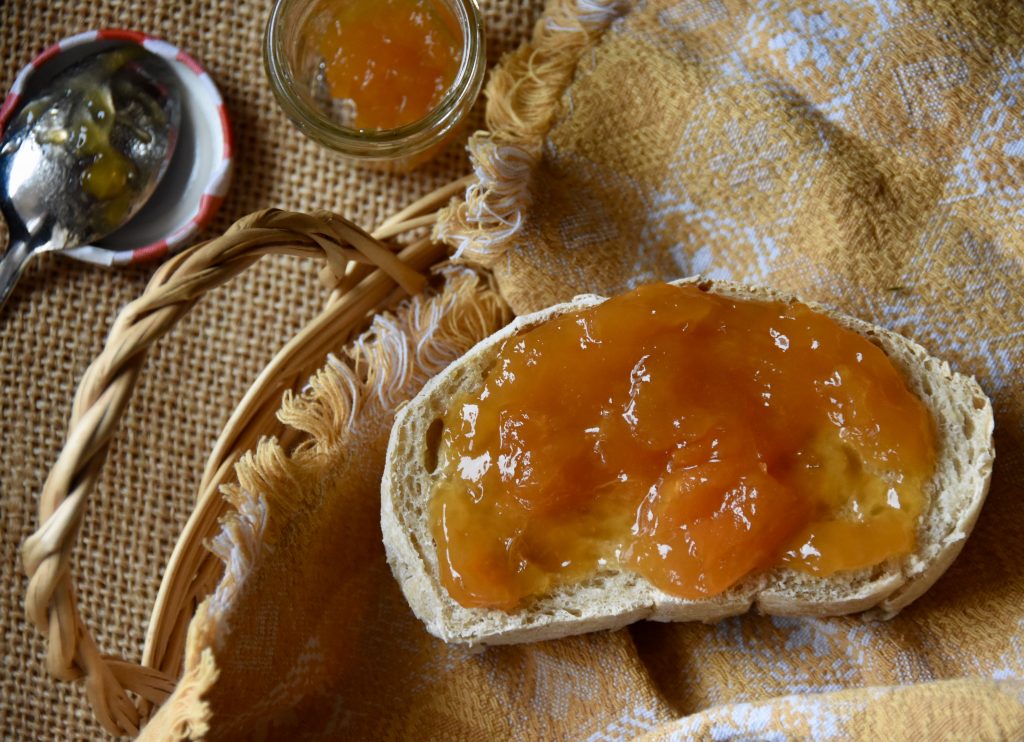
264, 0, 486, 171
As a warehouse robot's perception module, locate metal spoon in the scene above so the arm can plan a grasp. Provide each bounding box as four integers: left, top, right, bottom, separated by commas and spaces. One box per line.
0, 47, 181, 310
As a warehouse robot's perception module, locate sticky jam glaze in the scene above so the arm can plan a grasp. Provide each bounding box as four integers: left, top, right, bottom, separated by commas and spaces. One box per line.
319, 0, 462, 130
430, 283, 936, 610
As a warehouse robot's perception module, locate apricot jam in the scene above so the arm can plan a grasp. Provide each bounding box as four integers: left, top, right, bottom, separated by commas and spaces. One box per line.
429, 283, 936, 610
318, 0, 462, 130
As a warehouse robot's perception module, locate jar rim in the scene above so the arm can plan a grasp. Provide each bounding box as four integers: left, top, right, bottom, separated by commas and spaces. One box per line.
264, 0, 486, 159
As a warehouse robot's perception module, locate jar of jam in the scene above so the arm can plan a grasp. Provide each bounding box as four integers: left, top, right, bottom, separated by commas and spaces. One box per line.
264, 0, 485, 170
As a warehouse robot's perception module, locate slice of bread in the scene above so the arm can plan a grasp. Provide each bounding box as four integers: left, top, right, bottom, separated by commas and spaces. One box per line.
381, 278, 994, 646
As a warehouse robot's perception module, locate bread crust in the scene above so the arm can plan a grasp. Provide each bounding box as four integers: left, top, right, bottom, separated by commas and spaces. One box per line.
381, 278, 995, 646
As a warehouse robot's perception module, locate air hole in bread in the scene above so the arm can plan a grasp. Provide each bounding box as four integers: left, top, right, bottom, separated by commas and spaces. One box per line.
920, 377, 933, 396
696, 280, 712, 292
972, 395, 986, 410
424, 418, 444, 473
962, 411, 975, 438
868, 563, 888, 581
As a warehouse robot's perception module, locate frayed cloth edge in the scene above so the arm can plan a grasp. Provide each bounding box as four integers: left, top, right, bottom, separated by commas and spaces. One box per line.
435, 0, 625, 264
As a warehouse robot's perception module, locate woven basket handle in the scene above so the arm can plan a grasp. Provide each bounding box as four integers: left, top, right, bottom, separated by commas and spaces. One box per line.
20, 208, 433, 736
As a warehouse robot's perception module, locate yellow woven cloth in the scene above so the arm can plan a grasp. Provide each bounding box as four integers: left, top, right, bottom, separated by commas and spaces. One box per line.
149, 0, 1024, 738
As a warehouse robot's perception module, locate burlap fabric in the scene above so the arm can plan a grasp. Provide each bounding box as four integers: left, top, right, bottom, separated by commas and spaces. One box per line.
0, 1, 543, 739
146, 0, 1022, 738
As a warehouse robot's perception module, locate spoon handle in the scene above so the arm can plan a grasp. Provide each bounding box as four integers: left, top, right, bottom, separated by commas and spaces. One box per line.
0, 237, 35, 312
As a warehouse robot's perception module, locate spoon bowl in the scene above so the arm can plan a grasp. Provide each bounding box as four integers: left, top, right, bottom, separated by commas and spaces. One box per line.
0, 46, 181, 309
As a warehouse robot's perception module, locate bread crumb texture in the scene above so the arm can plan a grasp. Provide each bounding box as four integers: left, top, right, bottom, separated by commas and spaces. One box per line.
382, 279, 994, 645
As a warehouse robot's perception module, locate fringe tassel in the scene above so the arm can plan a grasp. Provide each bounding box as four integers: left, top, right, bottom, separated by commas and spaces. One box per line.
230, 265, 507, 544
147, 266, 509, 739
207, 489, 268, 622
138, 604, 220, 741
435, 0, 624, 263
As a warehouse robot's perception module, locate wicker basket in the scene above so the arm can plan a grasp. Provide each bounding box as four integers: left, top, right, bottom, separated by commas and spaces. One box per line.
21, 175, 474, 736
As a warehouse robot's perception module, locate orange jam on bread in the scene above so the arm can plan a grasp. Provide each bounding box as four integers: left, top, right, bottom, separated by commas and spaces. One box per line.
318, 0, 462, 130
430, 283, 936, 610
